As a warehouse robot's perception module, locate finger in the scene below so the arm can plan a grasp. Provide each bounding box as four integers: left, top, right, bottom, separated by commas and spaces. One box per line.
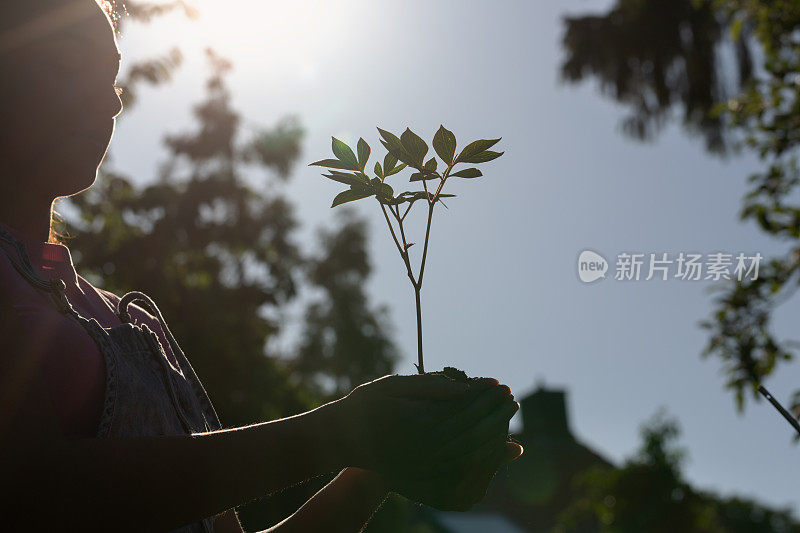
430, 433, 508, 476
452, 444, 509, 509
381, 374, 469, 399
433, 401, 518, 461
468, 377, 500, 391
460, 378, 501, 406
430, 380, 513, 421
433, 385, 515, 441
445, 382, 514, 419
500, 442, 524, 465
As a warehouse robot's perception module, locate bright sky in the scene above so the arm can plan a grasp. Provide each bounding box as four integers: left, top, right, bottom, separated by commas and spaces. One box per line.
108, 0, 799, 515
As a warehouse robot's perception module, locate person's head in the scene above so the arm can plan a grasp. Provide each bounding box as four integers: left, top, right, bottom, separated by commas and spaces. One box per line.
0, 1, 123, 213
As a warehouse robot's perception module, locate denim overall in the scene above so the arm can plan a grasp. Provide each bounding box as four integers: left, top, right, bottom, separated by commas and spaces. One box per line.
0, 226, 222, 532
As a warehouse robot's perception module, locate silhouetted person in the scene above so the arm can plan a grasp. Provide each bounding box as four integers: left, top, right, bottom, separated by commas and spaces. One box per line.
0, 2, 522, 532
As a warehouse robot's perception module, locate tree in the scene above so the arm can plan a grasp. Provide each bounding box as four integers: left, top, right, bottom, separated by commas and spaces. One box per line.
105, 1, 198, 109
293, 209, 399, 400
561, 0, 749, 153
561, 0, 800, 419
62, 49, 397, 530
66, 49, 311, 426
554, 409, 800, 532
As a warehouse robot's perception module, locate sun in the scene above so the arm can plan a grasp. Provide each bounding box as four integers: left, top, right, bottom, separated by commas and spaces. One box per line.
163, 0, 355, 72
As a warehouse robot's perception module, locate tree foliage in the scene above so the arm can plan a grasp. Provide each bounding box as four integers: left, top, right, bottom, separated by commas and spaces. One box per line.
554, 410, 800, 532
61, 49, 398, 530
293, 210, 399, 400
102, 1, 199, 109
562, 0, 750, 153
66, 50, 312, 425
563, 0, 800, 418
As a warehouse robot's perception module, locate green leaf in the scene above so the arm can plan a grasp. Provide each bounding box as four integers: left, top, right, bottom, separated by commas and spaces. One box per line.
409, 171, 439, 182
451, 167, 482, 178
455, 138, 501, 164
384, 152, 398, 174
399, 191, 427, 199
374, 161, 383, 179
335, 170, 370, 181
461, 150, 503, 164
400, 128, 428, 168
310, 158, 354, 170
378, 128, 414, 167
384, 196, 406, 205
424, 157, 438, 172
395, 190, 428, 204
386, 163, 407, 177
332, 188, 373, 207
322, 173, 356, 186
322, 171, 369, 187
357, 138, 370, 171
395, 191, 456, 204
376, 183, 394, 200
332, 137, 359, 170
433, 125, 457, 165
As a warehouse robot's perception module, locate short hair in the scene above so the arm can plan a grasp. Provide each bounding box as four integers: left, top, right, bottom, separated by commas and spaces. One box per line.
0, 1, 119, 58
0, 1, 122, 245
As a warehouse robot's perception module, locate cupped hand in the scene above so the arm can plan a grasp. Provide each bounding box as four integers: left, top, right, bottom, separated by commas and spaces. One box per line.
384, 378, 524, 511
332, 373, 520, 493
389, 439, 523, 511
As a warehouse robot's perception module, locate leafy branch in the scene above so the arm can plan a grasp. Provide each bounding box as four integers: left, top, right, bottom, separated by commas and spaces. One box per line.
310, 125, 503, 373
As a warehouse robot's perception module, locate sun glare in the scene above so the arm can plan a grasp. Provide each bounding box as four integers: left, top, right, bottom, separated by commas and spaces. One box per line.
169, 0, 353, 76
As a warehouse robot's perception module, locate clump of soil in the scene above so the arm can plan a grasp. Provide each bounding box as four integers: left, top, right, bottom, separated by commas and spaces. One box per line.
429, 366, 495, 397
430, 366, 471, 383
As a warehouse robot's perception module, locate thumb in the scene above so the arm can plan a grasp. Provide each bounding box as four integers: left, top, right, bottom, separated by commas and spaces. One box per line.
500, 442, 523, 465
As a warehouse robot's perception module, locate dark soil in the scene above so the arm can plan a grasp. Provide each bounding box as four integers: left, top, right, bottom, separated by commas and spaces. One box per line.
428, 366, 496, 397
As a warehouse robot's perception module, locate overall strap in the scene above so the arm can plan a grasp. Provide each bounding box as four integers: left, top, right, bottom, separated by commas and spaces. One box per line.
117, 291, 222, 432
0, 226, 65, 295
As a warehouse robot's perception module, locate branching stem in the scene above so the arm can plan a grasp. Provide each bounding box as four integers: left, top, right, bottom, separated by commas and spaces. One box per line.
377, 165, 453, 374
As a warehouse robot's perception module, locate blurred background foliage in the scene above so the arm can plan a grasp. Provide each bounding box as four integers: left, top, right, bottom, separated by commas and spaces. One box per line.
46, 0, 800, 531
553, 410, 798, 533
60, 3, 399, 525
563, 0, 800, 417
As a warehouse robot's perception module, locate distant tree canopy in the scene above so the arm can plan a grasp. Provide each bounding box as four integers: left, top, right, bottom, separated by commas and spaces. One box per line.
59, 48, 398, 529
103, 1, 199, 110
66, 50, 309, 424
554, 409, 800, 532
563, 0, 800, 417
293, 210, 399, 401
562, 0, 740, 152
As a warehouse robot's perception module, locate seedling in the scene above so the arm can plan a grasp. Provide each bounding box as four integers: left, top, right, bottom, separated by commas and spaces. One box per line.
311, 126, 503, 374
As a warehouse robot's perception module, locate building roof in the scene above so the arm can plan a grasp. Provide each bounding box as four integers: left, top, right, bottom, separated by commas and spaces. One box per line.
473, 385, 614, 532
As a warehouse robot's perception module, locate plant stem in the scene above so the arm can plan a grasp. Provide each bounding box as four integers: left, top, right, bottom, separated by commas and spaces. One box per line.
414, 287, 424, 374
378, 164, 452, 375
417, 165, 450, 286
417, 203, 435, 285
